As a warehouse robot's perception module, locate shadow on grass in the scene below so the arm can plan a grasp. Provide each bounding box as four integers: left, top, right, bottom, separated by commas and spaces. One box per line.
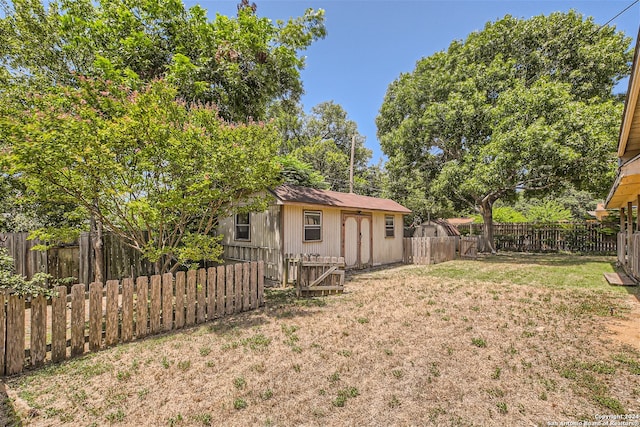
476, 252, 616, 267
0, 381, 21, 427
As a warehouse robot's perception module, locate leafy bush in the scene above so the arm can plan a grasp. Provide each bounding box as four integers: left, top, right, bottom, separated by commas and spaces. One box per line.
0, 247, 55, 297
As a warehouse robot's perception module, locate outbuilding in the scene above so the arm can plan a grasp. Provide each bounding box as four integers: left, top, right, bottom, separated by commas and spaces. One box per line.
218, 184, 411, 284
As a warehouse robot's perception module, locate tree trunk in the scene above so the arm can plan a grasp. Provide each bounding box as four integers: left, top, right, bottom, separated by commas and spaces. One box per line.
480, 199, 496, 254
90, 214, 105, 283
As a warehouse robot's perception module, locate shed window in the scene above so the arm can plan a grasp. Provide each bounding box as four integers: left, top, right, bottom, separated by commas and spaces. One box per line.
385, 215, 395, 238
304, 211, 322, 242
235, 212, 250, 241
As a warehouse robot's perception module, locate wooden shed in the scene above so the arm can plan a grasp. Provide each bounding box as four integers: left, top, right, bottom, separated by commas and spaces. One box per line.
412, 219, 461, 238
605, 27, 640, 281
218, 184, 411, 285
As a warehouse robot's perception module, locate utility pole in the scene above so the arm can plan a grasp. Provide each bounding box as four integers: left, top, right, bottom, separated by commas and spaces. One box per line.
349, 135, 355, 193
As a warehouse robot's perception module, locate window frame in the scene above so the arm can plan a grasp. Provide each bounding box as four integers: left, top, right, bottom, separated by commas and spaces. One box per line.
385, 215, 395, 238
303, 210, 322, 242
234, 212, 251, 241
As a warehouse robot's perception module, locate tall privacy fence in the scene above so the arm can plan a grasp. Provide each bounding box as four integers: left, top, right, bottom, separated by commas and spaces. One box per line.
457, 222, 617, 254
0, 232, 243, 283
1, 260, 264, 376
0, 232, 157, 284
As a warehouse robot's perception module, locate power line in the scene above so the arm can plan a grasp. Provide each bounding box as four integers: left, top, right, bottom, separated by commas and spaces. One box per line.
592, 0, 639, 35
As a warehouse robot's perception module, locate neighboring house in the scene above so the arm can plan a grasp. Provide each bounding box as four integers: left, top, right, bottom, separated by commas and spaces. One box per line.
606, 28, 640, 280
587, 203, 609, 222
218, 184, 411, 285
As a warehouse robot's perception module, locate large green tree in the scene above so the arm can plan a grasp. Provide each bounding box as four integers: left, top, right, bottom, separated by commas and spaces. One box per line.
0, 0, 325, 278
377, 11, 631, 251
2, 79, 281, 274
0, 0, 325, 122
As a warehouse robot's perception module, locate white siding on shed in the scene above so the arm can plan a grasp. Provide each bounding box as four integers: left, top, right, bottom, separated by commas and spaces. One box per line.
219, 204, 282, 282
282, 205, 342, 257
372, 212, 404, 265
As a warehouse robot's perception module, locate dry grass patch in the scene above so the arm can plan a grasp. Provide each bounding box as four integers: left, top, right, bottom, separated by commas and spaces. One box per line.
3, 253, 639, 426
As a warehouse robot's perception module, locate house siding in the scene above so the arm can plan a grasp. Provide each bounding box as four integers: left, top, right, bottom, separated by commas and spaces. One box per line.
219, 197, 408, 282
282, 205, 342, 257
372, 212, 404, 265
219, 204, 282, 282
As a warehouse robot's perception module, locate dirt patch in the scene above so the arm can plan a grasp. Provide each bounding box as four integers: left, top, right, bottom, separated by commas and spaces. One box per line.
605, 294, 640, 351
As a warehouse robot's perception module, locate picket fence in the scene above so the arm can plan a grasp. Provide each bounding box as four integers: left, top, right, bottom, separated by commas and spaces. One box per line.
1, 260, 264, 376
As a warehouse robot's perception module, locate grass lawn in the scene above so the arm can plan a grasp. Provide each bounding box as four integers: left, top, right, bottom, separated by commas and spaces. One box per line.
2, 253, 639, 426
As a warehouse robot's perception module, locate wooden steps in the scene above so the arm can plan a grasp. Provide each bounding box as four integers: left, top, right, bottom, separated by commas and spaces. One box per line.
604, 272, 638, 286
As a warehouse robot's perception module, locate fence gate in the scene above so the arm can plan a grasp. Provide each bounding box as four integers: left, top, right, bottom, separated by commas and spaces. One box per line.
459, 236, 478, 259
284, 254, 345, 296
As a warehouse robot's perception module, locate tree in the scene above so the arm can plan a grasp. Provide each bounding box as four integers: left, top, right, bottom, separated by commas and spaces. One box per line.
0, 0, 326, 122
377, 11, 631, 252
271, 100, 374, 193
1, 0, 325, 278
2, 78, 282, 274
514, 187, 596, 222
278, 155, 329, 189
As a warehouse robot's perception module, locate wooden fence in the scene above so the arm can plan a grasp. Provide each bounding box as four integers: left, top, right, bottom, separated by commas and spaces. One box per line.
284, 254, 345, 296
619, 232, 640, 280
223, 244, 281, 285
1, 260, 264, 376
457, 222, 618, 254
403, 236, 457, 265
0, 232, 156, 285
0, 232, 262, 285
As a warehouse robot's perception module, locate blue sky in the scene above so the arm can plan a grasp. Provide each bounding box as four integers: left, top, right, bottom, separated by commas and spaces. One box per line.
192, 0, 640, 164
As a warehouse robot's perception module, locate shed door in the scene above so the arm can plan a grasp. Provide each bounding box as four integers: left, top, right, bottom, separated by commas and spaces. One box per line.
341, 212, 373, 269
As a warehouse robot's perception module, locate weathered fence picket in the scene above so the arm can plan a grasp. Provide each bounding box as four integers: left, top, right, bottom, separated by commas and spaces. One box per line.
121, 278, 134, 341
174, 272, 185, 330
51, 286, 67, 362
70, 284, 85, 357
1, 261, 264, 376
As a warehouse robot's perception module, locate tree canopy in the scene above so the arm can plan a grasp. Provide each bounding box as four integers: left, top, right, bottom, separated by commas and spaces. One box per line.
376, 11, 631, 251
0, 0, 325, 122
270, 100, 377, 194
2, 79, 282, 273
0, 0, 326, 276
